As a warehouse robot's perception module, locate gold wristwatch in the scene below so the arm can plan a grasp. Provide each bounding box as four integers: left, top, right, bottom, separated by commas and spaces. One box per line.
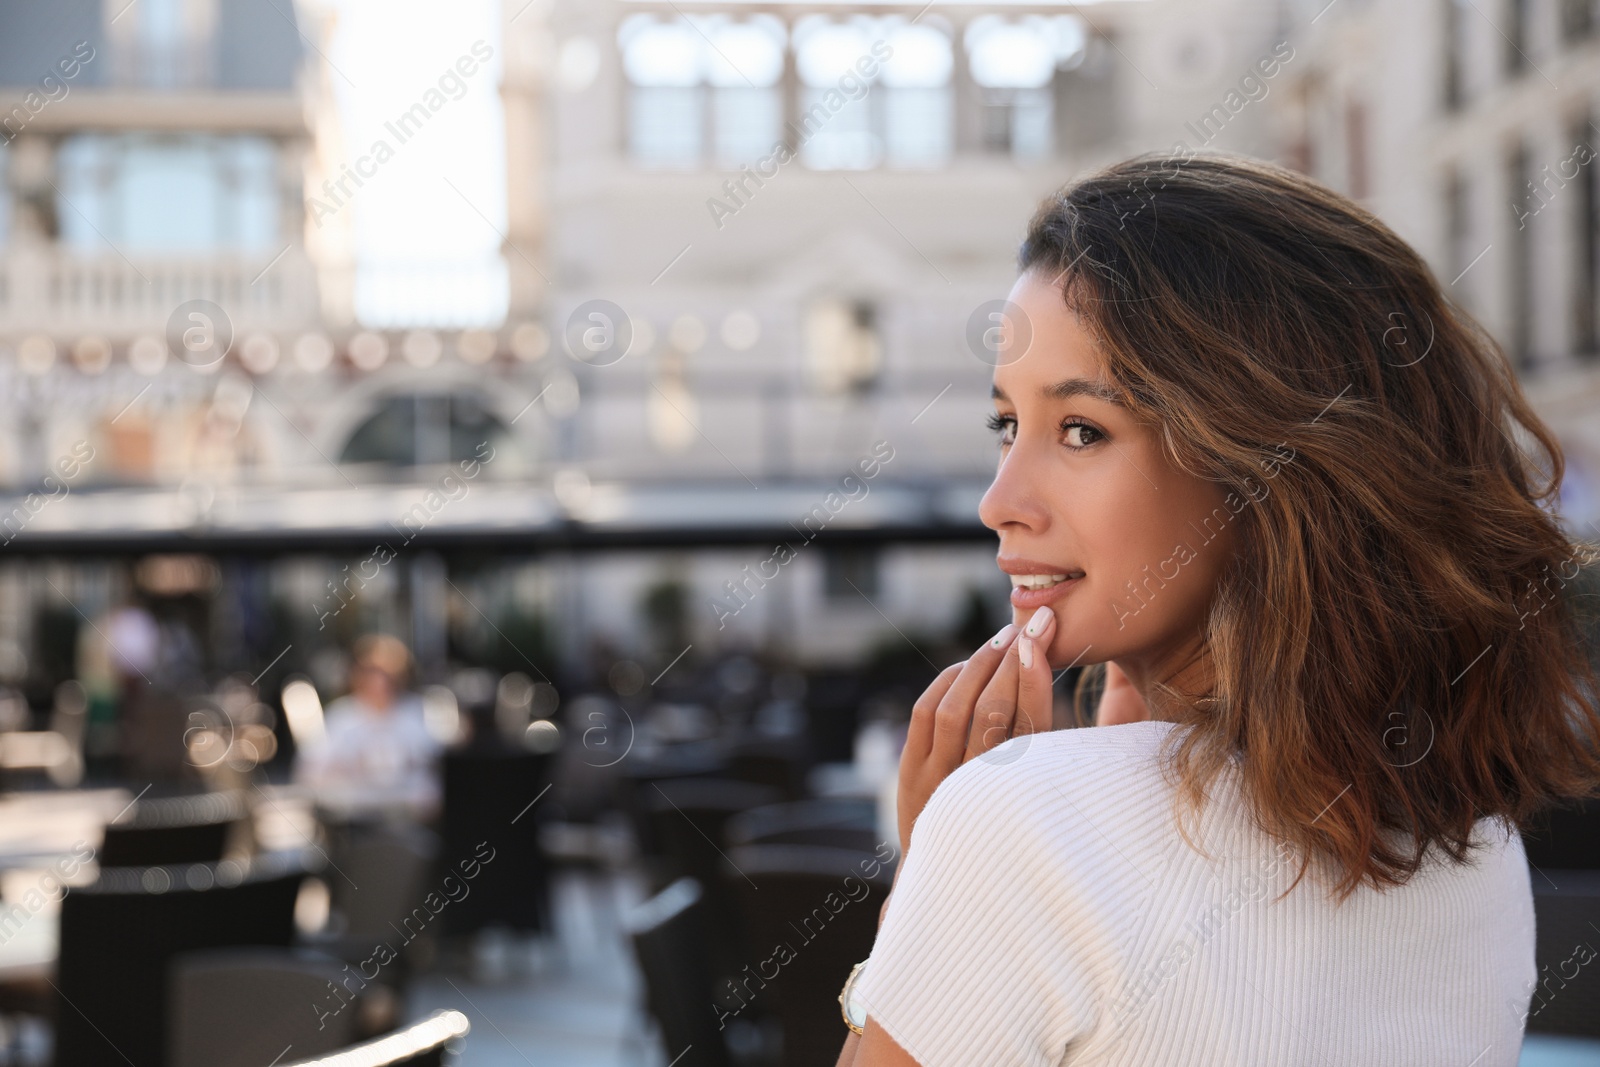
839, 958, 869, 1035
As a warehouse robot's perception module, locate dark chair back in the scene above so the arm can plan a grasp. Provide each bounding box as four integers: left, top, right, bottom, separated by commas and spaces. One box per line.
280, 1009, 470, 1067
726, 737, 813, 802
1523, 798, 1600, 870
438, 748, 554, 935
98, 790, 248, 868
53, 850, 313, 1067
169, 947, 360, 1067
645, 779, 782, 886
614, 741, 730, 859
646, 778, 781, 976
327, 823, 438, 941
1527, 869, 1600, 1037
625, 878, 732, 1067
726, 798, 880, 851
725, 845, 894, 1067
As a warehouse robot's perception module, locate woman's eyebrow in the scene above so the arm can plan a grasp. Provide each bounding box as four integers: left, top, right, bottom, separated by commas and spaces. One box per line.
990, 378, 1126, 406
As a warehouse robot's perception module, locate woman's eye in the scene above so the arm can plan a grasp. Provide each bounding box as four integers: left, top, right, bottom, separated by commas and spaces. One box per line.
985, 413, 1016, 445
1063, 421, 1103, 448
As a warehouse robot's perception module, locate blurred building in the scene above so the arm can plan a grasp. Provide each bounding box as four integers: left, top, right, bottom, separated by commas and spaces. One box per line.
1283, 0, 1600, 530
506, 0, 1290, 660
25, 0, 1573, 695
0, 0, 321, 485
0, 0, 333, 700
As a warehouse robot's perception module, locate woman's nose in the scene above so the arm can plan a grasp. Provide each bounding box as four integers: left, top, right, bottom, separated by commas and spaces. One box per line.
979, 445, 1049, 535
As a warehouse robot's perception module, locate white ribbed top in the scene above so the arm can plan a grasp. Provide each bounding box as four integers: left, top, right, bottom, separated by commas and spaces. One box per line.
853, 720, 1536, 1067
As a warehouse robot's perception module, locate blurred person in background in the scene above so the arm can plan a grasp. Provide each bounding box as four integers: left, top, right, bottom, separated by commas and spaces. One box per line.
294, 633, 441, 820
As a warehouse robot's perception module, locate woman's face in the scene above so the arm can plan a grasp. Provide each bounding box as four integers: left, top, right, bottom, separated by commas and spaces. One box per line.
352, 661, 399, 709
979, 270, 1239, 689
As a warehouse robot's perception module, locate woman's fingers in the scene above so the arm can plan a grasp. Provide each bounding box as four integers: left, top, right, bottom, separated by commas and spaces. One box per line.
1013, 629, 1056, 738
904, 661, 964, 760
898, 625, 1018, 857
930, 623, 1016, 768
966, 607, 1055, 760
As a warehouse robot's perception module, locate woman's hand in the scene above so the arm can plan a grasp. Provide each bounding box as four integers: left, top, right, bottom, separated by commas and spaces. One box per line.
896, 607, 1058, 858
1095, 661, 1150, 725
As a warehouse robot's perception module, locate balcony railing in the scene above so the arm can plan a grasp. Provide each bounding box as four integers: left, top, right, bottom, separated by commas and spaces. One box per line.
0, 247, 321, 337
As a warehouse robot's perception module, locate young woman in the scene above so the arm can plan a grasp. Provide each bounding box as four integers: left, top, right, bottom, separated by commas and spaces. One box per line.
834, 154, 1600, 1067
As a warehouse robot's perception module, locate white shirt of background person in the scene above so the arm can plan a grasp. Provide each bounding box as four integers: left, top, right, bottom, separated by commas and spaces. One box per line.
294, 640, 442, 810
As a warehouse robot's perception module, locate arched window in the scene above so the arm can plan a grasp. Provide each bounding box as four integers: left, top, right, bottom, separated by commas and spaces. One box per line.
966, 15, 1086, 161
790, 16, 956, 170
793, 16, 881, 170
880, 21, 954, 168
619, 15, 785, 169
340, 392, 511, 468
707, 17, 786, 166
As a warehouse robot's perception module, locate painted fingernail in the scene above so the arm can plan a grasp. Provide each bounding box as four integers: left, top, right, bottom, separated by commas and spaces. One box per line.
1018, 636, 1034, 669
988, 623, 1016, 649
1024, 605, 1054, 638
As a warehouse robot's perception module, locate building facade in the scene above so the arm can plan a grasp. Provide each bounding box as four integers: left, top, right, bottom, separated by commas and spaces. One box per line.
1283, 0, 1600, 531
508, 0, 1292, 663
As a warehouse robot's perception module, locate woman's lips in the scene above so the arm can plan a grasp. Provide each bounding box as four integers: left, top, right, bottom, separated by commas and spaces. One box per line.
1009, 575, 1084, 610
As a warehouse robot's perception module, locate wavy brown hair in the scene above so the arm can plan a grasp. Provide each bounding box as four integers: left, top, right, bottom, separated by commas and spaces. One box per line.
1021, 153, 1600, 899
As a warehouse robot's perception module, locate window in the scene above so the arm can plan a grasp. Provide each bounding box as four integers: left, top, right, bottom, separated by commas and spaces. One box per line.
112, 0, 217, 88
1507, 143, 1533, 369
794, 17, 883, 170
340, 392, 510, 468
1346, 100, 1369, 199
1504, 0, 1529, 77
620, 15, 785, 169
709, 19, 786, 166
805, 298, 881, 394
56, 134, 278, 252
880, 23, 954, 168
1444, 166, 1472, 305
792, 16, 955, 170
823, 546, 879, 601
1054, 34, 1117, 155
1562, 0, 1596, 42
966, 16, 1086, 162
1574, 116, 1598, 356
1443, 0, 1468, 110
0, 142, 9, 247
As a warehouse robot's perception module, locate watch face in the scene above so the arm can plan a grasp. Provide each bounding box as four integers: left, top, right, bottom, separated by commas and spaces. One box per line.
844, 964, 869, 1028
846, 992, 868, 1030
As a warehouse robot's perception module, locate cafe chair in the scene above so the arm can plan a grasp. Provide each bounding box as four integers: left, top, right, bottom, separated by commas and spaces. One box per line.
1526, 868, 1600, 1038
168, 946, 370, 1067
645, 778, 780, 977
724, 844, 894, 1067
311, 822, 438, 986
437, 748, 555, 938
52, 849, 315, 1067
98, 789, 249, 868
725, 797, 882, 852
278, 1009, 470, 1067
625, 877, 732, 1067
1522, 797, 1600, 870
726, 736, 813, 802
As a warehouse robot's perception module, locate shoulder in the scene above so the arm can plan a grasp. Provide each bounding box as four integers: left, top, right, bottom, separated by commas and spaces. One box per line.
899, 721, 1194, 915
919, 721, 1185, 844
857, 725, 1187, 1064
